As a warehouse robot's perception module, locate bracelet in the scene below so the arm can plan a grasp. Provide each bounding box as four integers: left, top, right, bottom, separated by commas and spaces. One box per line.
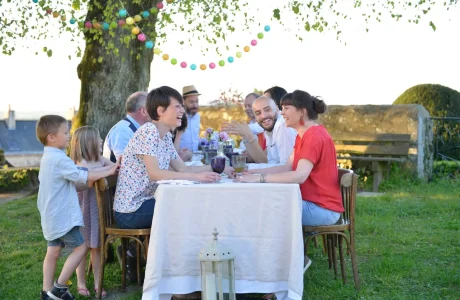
260, 173, 267, 183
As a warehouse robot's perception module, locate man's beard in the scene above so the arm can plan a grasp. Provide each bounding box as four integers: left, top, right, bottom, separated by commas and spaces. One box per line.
186, 107, 198, 115
258, 117, 276, 132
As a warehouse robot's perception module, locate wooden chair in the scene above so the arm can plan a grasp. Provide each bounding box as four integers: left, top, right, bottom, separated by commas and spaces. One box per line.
94, 175, 151, 299
303, 169, 360, 290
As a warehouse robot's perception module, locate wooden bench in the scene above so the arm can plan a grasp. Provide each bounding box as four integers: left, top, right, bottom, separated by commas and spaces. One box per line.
332, 133, 416, 192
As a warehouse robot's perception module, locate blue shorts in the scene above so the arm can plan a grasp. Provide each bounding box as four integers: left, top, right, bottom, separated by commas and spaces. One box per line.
302, 200, 341, 226
47, 226, 84, 249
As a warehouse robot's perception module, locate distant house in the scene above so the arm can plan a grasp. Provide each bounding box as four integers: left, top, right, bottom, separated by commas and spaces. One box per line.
0, 106, 75, 167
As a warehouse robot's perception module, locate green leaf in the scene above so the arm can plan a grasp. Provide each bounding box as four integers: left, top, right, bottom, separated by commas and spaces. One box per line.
429, 21, 436, 31
46, 49, 52, 57
273, 9, 280, 20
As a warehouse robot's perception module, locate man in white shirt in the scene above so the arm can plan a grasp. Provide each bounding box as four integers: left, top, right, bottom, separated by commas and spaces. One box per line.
179, 85, 201, 152
103, 91, 150, 162
223, 96, 297, 164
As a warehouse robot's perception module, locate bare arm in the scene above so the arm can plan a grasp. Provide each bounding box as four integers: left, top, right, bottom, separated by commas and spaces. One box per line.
143, 155, 220, 182
238, 158, 313, 184
222, 121, 267, 163
87, 160, 119, 182
170, 156, 234, 176
100, 156, 115, 167
242, 138, 268, 163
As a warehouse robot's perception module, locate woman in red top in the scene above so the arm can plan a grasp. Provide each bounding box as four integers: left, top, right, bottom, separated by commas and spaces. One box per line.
237, 89, 343, 226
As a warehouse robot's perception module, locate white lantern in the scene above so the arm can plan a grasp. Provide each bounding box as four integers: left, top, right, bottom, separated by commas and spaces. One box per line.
199, 228, 236, 300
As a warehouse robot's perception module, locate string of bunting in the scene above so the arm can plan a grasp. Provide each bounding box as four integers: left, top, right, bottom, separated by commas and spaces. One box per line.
31, 0, 271, 70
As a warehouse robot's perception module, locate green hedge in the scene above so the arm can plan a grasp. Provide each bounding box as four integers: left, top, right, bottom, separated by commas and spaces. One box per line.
0, 167, 39, 193
393, 84, 460, 117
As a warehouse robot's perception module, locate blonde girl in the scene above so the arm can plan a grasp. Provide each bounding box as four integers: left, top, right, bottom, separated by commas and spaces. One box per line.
70, 126, 113, 298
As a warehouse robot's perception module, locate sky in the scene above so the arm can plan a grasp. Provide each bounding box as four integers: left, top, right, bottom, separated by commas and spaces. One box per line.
0, 1, 459, 119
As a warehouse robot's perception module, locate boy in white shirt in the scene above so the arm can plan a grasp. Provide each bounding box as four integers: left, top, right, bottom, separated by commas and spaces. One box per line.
36, 115, 119, 300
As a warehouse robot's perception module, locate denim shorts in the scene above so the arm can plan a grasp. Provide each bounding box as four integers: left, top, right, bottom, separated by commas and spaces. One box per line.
47, 226, 84, 248
302, 200, 341, 226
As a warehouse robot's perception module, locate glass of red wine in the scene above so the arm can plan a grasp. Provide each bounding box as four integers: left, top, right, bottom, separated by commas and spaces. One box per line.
211, 156, 226, 182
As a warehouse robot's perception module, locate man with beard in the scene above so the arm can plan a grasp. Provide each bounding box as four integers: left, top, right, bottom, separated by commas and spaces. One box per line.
223, 96, 297, 164
179, 85, 201, 152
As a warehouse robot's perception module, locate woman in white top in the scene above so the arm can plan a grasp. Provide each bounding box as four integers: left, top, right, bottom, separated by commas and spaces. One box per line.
114, 86, 230, 229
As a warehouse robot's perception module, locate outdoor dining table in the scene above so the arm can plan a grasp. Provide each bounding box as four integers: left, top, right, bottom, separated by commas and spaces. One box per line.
142, 177, 304, 300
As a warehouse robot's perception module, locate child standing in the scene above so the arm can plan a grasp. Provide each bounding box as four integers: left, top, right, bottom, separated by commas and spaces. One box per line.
36, 115, 119, 300
70, 126, 112, 298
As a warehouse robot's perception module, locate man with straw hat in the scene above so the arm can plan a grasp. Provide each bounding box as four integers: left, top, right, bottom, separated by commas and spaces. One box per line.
180, 85, 202, 152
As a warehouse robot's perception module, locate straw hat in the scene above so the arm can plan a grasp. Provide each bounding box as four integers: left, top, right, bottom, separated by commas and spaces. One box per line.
182, 85, 201, 97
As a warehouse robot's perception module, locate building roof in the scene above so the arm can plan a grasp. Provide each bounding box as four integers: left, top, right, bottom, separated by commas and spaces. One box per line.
0, 120, 44, 154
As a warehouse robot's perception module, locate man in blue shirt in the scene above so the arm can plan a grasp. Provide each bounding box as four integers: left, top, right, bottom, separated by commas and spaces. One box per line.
179, 85, 201, 152
103, 91, 150, 162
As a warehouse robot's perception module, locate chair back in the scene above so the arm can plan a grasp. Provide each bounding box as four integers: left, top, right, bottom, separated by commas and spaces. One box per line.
338, 169, 358, 224
95, 175, 118, 241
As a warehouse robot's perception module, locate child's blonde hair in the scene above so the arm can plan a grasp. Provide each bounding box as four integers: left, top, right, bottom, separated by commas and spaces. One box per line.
36, 115, 67, 145
70, 126, 101, 163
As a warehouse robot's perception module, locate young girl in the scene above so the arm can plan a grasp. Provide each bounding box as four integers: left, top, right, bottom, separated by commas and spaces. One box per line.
70, 126, 113, 298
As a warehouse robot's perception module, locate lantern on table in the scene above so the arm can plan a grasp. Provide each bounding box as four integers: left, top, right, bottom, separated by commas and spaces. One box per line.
199, 228, 236, 300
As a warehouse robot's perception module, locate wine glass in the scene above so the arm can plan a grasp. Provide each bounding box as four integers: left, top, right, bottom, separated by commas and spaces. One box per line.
231, 154, 246, 179
211, 156, 226, 182
205, 149, 218, 165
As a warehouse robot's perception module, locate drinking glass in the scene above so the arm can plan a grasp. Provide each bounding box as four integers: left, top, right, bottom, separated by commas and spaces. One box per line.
204, 149, 218, 165
211, 156, 226, 182
231, 154, 246, 179
223, 146, 234, 166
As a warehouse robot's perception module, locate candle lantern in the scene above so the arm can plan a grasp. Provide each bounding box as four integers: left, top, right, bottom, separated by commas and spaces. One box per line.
199, 228, 236, 300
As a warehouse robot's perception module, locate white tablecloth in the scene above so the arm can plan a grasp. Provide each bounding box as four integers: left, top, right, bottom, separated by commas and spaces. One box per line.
142, 178, 304, 300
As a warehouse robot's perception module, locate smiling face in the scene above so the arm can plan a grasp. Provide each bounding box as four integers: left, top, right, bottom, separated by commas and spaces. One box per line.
252, 97, 278, 132
281, 105, 304, 129
160, 97, 185, 130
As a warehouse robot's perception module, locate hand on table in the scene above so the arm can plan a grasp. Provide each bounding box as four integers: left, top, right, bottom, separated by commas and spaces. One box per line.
195, 172, 221, 183
233, 173, 259, 183
223, 165, 235, 178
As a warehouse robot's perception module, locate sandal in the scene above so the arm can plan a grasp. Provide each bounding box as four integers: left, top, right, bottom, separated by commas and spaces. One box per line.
77, 287, 91, 297
94, 288, 107, 298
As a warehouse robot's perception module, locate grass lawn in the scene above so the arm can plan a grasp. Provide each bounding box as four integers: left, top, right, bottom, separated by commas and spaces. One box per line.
0, 179, 459, 299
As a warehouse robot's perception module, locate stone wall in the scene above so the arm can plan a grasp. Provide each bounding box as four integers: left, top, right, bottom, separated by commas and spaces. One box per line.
199, 104, 434, 178
318, 104, 433, 178
5, 153, 43, 168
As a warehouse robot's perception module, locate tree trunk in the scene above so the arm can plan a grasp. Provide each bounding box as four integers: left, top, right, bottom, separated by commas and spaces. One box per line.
74, 0, 157, 138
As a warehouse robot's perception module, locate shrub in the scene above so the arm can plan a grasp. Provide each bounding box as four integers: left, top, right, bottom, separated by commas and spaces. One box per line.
0, 167, 39, 193
394, 84, 460, 160
393, 84, 460, 117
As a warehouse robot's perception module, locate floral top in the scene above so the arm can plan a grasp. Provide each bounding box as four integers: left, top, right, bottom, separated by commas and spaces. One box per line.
114, 122, 178, 213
